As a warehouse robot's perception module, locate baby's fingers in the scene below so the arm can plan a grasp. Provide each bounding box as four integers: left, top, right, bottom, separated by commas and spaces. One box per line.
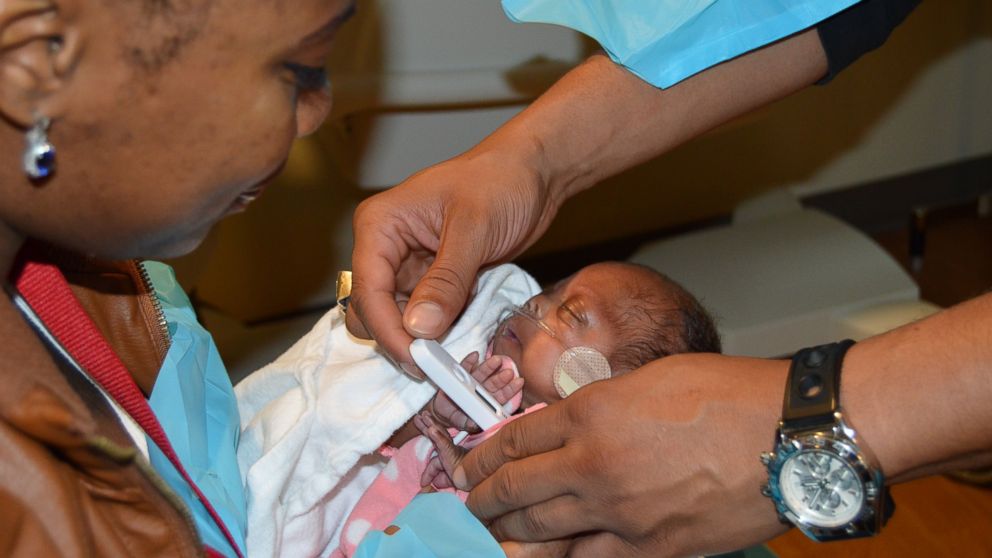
446, 407, 477, 432
459, 351, 481, 371
467, 354, 503, 383
478, 355, 522, 405
487, 376, 524, 405
429, 391, 479, 433
421, 455, 448, 488
414, 411, 467, 480
480, 365, 514, 391
423, 457, 455, 489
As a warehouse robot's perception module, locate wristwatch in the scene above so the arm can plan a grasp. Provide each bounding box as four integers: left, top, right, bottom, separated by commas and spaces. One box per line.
760, 340, 894, 541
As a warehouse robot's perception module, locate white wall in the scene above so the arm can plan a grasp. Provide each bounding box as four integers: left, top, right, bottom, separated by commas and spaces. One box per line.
790, 0, 992, 196
538, 0, 992, 254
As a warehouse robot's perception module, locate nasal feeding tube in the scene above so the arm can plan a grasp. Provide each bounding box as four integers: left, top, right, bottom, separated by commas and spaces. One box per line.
497, 304, 612, 397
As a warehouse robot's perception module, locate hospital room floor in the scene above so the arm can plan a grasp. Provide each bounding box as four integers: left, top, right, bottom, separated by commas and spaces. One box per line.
767, 202, 992, 557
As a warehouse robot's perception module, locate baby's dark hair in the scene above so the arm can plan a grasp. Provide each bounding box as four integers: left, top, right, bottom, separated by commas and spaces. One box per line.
606, 263, 721, 374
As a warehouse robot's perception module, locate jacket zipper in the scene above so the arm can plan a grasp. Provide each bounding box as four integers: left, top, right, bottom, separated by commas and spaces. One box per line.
132, 262, 207, 555
136, 260, 171, 352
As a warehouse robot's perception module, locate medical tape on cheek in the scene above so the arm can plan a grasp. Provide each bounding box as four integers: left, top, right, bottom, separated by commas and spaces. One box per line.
554, 347, 611, 398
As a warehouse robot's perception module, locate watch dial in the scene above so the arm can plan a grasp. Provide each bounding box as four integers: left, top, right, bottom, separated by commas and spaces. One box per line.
779, 449, 864, 527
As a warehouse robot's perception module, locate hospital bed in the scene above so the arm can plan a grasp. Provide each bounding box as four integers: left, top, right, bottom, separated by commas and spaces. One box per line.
630, 190, 939, 357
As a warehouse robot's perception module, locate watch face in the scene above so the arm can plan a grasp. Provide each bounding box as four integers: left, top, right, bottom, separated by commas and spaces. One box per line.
779, 449, 864, 527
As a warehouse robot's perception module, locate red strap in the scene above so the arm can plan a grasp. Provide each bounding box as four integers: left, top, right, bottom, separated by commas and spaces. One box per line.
14, 260, 245, 558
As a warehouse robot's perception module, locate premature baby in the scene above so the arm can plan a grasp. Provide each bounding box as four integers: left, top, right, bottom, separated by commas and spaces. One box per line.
236, 261, 719, 557
337, 261, 721, 555
390, 260, 721, 445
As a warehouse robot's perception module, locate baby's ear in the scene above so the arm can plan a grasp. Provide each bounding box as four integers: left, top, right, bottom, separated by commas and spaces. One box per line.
0, 0, 83, 126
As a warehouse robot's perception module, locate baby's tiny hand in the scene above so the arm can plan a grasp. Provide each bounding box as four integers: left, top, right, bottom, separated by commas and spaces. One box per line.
413, 411, 467, 489
428, 352, 523, 431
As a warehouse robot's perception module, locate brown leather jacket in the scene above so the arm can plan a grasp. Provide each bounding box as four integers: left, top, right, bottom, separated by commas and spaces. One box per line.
0, 247, 205, 557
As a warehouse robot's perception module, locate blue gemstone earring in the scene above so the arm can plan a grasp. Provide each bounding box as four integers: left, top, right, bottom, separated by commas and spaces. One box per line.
23, 115, 56, 181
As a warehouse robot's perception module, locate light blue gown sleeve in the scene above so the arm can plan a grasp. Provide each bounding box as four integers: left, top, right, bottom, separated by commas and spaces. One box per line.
354, 493, 506, 558
352, 493, 774, 557
143, 262, 247, 558
501, 0, 863, 88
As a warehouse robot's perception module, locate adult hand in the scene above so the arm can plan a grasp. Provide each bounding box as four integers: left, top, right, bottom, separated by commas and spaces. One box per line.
454, 353, 792, 557
500, 539, 571, 558
347, 32, 831, 378
347, 138, 561, 377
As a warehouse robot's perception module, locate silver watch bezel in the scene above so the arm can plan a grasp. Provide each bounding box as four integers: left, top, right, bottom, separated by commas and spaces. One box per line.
761, 412, 886, 541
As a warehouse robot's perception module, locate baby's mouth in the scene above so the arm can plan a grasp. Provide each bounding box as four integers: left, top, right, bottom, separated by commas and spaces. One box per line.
498, 321, 520, 345
489, 319, 521, 360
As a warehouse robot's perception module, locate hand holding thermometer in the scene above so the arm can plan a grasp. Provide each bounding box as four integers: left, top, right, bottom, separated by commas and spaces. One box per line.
409, 339, 507, 431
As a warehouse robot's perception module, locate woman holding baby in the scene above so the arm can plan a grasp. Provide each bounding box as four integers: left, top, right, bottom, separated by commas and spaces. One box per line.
0, 0, 351, 555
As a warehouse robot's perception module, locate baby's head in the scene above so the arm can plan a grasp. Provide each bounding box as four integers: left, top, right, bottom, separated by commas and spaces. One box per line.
491, 262, 720, 407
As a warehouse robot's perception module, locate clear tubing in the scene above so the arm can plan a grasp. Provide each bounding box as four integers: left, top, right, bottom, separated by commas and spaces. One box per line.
496, 304, 612, 398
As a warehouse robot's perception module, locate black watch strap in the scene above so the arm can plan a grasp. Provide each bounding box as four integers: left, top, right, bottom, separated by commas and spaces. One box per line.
781, 339, 855, 434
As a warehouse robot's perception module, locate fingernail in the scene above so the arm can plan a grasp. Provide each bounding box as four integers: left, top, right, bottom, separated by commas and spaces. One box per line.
400, 362, 424, 379
406, 302, 444, 336
422, 413, 435, 428
453, 465, 467, 489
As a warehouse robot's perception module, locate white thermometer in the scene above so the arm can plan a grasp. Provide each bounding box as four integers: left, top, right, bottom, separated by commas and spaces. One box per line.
410, 339, 507, 431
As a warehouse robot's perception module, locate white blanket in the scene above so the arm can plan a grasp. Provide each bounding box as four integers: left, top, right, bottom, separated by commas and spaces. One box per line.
236, 264, 539, 557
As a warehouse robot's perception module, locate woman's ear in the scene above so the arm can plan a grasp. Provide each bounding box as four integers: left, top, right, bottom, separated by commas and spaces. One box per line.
0, 0, 82, 126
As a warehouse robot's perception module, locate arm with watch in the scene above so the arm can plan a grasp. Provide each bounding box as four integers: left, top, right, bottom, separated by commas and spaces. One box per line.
455, 292, 992, 557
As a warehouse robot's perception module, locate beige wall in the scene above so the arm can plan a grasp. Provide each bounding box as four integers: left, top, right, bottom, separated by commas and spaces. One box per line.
537, 0, 991, 254
174, 0, 992, 321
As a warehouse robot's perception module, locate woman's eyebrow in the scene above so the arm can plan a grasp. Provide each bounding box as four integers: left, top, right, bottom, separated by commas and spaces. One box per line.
300, 1, 357, 48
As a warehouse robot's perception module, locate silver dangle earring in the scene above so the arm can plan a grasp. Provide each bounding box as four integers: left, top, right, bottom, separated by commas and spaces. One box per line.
23, 115, 56, 181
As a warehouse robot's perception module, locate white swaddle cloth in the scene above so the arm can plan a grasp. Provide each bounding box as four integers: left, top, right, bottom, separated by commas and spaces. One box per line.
235, 264, 539, 557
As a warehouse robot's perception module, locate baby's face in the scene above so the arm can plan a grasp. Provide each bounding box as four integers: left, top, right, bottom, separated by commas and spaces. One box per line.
491, 262, 647, 407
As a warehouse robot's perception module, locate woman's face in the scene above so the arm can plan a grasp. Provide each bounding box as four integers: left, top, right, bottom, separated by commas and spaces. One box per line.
0, 0, 352, 259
